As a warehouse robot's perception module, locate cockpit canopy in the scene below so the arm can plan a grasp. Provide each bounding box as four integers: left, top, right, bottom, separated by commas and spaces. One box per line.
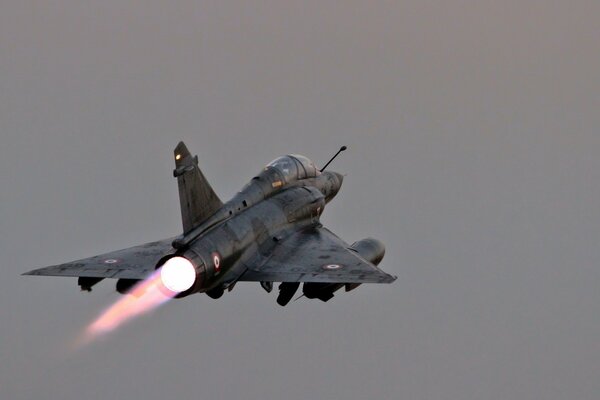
266, 154, 320, 182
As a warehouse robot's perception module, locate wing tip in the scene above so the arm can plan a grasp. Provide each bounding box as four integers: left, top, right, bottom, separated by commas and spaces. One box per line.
377, 272, 397, 283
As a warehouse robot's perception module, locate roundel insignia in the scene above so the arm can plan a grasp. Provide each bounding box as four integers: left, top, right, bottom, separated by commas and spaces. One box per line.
104, 259, 119, 264
212, 252, 221, 272
323, 264, 342, 270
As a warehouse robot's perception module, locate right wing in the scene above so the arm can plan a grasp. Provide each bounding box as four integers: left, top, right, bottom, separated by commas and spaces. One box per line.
239, 226, 396, 284
22, 238, 176, 280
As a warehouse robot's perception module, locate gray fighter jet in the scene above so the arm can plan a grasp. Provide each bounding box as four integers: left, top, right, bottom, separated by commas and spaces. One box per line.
24, 142, 396, 306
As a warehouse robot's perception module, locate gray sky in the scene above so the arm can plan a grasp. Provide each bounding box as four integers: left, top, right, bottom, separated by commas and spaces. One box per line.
1, 1, 599, 399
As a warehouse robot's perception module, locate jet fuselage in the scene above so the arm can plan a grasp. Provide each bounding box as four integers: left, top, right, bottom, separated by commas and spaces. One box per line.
171, 171, 343, 298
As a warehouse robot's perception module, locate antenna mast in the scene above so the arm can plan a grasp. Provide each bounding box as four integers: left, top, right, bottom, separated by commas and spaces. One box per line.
320, 146, 347, 172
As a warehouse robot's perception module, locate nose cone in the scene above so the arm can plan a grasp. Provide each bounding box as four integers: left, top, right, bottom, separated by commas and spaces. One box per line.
331, 171, 344, 187
321, 171, 344, 203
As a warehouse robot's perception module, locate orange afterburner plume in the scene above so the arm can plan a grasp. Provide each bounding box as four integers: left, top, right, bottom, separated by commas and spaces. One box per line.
78, 259, 196, 346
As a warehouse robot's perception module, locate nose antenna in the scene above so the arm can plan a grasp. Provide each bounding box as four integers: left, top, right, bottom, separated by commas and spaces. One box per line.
320, 146, 347, 172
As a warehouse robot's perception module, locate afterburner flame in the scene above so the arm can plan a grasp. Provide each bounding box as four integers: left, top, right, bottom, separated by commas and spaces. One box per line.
78, 260, 195, 347
160, 257, 196, 293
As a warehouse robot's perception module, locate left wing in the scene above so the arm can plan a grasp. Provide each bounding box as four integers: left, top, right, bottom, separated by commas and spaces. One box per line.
239, 227, 396, 283
22, 238, 175, 280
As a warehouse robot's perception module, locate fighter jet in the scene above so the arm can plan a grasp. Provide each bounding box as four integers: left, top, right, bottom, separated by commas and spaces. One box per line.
24, 142, 396, 306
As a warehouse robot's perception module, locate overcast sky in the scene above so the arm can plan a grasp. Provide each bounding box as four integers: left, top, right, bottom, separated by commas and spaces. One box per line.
1, 1, 599, 399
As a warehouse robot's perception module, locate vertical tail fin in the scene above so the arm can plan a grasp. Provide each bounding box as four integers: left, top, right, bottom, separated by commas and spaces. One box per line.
173, 141, 223, 233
